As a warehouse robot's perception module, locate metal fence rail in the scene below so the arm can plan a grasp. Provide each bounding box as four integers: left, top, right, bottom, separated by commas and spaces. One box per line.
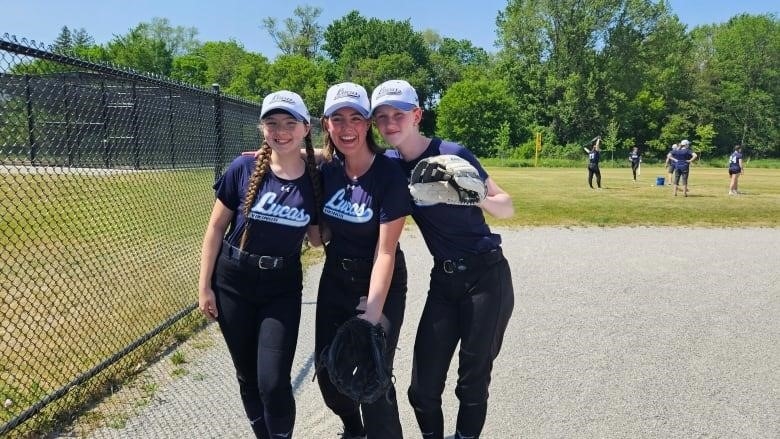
0, 34, 263, 437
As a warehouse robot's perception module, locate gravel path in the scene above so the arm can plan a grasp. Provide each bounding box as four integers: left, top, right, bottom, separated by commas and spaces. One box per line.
75, 227, 779, 439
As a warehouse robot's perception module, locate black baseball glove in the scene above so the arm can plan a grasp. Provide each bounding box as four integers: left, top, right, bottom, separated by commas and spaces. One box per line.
323, 317, 393, 404
409, 155, 487, 206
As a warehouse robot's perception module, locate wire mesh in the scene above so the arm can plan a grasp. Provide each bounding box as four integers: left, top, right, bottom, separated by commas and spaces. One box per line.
0, 34, 263, 437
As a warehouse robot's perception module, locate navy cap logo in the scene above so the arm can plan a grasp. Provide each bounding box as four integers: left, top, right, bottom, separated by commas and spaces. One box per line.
334, 88, 361, 99
270, 94, 296, 104
375, 86, 403, 98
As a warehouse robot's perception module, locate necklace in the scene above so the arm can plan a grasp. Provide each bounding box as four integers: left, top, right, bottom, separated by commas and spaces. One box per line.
349, 153, 376, 181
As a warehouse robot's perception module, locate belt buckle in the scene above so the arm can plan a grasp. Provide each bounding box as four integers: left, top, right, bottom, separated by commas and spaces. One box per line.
443, 259, 468, 274
340, 258, 353, 271
258, 256, 280, 270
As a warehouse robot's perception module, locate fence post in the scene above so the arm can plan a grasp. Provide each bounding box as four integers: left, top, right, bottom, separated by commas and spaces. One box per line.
101, 81, 110, 168
132, 82, 140, 169
212, 83, 223, 183
64, 83, 73, 167
197, 98, 204, 167
168, 90, 175, 169
24, 74, 37, 165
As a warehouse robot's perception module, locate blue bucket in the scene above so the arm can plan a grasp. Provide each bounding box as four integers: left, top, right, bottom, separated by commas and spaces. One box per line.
656, 176, 665, 186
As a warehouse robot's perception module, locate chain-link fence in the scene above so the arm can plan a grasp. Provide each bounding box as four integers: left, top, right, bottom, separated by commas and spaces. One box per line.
0, 34, 265, 437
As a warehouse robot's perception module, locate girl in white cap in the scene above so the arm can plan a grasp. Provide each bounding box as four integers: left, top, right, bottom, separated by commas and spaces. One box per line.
315, 82, 411, 439
198, 90, 322, 438
668, 139, 698, 197
371, 79, 515, 439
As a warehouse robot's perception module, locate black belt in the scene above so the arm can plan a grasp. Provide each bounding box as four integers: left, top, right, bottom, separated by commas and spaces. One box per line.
335, 257, 373, 272
221, 242, 287, 270
436, 247, 504, 274
327, 248, 404, 272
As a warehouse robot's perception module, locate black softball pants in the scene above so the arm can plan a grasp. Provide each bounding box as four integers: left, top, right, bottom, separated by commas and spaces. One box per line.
631, 161, 640, 180
315, 250, 407, 439
408, 249, 514, 439
212, 248, 303, 439
588, 165, 602, 188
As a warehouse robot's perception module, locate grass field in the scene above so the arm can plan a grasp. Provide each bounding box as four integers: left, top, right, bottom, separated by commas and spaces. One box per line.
0, 168, 215, 435
486, 166, 780, 227
0, 164, 778, 436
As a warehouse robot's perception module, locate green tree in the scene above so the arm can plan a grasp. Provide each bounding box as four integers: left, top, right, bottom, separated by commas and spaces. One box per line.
323, 11, 431, 84
224, 52, 272, 99
170, 54, 208, 85
71, 28, 94, 48
52, 26, 72, 53
437, 78, 521, 157
654, 113, 693, 153
143, 17, 201, 55
496, 0, 688, 149
602, 119, 622, 162
706, 14, 779, 155
106, 24, 173, 75
495, 121, 513, 163
262, 5, 324, 59
428, 35, 492, 102
52, 26, 95, 54
694, 123, 717, 160
259, 54, 331, 116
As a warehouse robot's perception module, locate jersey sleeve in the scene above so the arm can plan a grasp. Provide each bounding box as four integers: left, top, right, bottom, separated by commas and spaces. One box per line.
213, 155, 250, 211
379, 160, 412, 224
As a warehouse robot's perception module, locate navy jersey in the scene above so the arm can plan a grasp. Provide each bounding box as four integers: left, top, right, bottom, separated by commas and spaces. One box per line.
320, 153, 411, 259
385, 138, 501, 259
671, 148, 694, 171
729, 151, 743, 171
629, 151, 641, 164
214, 155, 316, 256
588, 150, 601, 166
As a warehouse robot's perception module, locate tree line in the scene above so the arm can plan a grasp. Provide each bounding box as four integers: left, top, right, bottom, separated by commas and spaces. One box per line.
13, 2, 780, 160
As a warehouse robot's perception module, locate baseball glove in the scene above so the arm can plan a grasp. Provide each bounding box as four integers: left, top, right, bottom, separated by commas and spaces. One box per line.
323, 317, 393, 404
409, 155, 487, 206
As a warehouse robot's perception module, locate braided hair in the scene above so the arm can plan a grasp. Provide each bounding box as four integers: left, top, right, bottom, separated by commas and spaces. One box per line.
238, 141, 272, 251
302, 131, 324, 239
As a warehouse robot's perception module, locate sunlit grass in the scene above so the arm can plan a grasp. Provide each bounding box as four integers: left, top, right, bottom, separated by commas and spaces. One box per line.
0, 168, 215, 435
486, 166, 780, 227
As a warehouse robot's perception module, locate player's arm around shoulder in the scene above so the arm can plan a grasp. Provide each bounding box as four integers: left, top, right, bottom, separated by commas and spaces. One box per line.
479, 177, 514, 219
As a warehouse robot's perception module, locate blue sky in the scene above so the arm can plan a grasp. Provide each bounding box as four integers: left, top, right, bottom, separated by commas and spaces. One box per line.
1, 0, 776, 58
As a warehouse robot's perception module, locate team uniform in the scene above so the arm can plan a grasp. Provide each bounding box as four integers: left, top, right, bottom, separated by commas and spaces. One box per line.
315, 153, 411, 439
729, 150, 743, 175
671, 147, 694, 186
629, 150, 641, 181
587, 149, 602, 189
211, 154, 316, 438
386, 138, 514, 439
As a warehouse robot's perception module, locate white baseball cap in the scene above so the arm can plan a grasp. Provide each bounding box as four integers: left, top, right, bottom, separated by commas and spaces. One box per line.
260, 90, 310, 124
680, 139, 691, 146
370, 79, 419, 115
323, 82, 370, 118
